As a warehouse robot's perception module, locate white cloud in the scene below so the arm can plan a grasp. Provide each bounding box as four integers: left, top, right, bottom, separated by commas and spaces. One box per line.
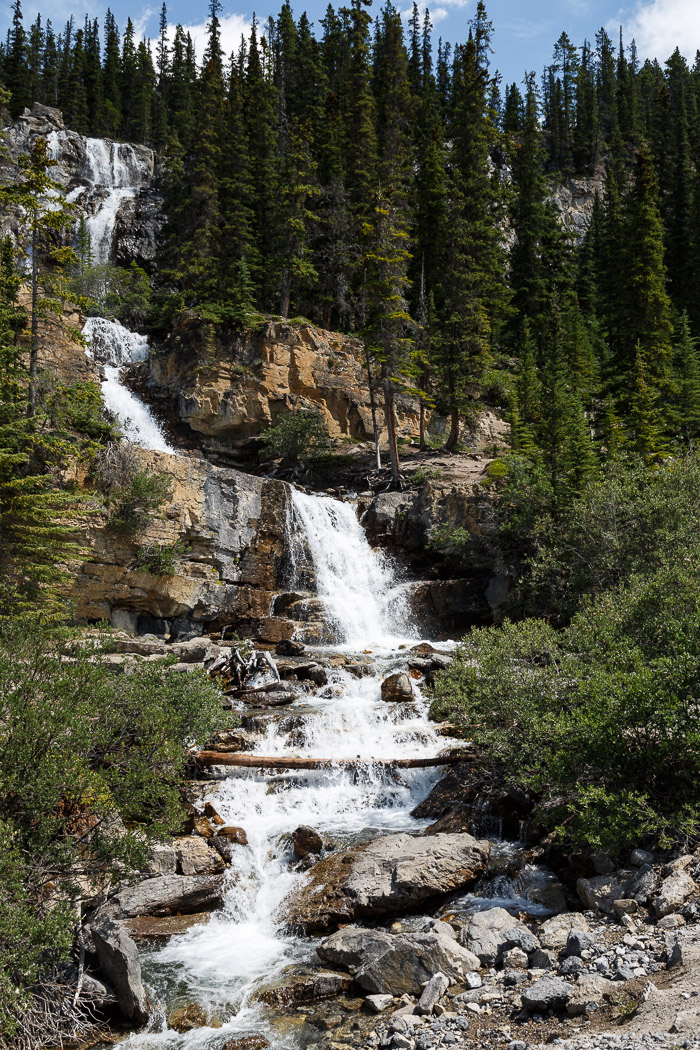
617, 0, 700, 62
400, 4, 449, 23
164, 11, 251, 61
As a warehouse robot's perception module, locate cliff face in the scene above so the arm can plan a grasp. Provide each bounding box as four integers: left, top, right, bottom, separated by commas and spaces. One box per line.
74, 451, 291, 639
146, 315, 423, 453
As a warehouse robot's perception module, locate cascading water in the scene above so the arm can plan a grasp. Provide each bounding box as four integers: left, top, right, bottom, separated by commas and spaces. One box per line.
287, 489, 415, 649
82, 317, 175, 453
124, 492, 456, 1049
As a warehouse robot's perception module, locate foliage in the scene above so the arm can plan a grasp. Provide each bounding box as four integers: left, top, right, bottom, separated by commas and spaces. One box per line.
135, 539, 188, 575
432, 453, 700, 855
105, 468, 173, 533
70, 263, 152, 329
259, 410, 331, 469
0, 621, 226, 1045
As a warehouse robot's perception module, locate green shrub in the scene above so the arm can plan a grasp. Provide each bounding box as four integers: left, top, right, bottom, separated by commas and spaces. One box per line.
92, 446, 173, 534
135, 540, 188, 575
431, 555, 700, 856
0, 622, 227, 1045
259, 410, 331, 468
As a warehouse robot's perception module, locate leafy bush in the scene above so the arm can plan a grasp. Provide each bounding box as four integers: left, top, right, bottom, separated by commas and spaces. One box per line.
135, 540, 188, 575
431, 543, 700, 857
0, 622, 227, 1046
42, 379, 117, 442
70, 263, 152, 329
259, 410, 331, 469
92, 444, 173, 533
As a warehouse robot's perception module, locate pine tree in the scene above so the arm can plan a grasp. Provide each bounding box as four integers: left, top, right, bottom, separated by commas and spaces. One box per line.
674, 310, 700, 439
628, 345, 664, 459
6, 0, 30, 118
362, 189, 414, 487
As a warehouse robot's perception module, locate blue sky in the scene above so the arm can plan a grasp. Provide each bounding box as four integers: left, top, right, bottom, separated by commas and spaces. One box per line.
3, 0, 699, 85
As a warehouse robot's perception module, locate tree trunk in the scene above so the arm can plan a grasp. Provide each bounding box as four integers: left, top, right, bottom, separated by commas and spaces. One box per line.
364, 344, 382, 470
445, 407, 460, 450
419, 401, 426, 452
383, 373, 402, 488
194, 752, 464, 770
28, 220, 38, 419
279, 276, 291, 320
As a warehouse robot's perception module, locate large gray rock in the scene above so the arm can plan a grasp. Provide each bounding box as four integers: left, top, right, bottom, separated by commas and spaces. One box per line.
317, 927, 394, 969
282, 832, 489, 933
628, 863, 659, 904
174, 837, 225, 876
458, 907, 530, 967
354, 930, 481, 996
654, 871, 698, 918
317, 924, 479, 997
538, 912, 590, 951
577, 872, 632, 914
565, 974, 614, 1017
105, 874, 225, 919
92, 919, 149, 1024
521, 976, 572, 1012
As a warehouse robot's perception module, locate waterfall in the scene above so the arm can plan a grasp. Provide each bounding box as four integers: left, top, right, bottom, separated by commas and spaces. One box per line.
287, 488, 415, 649
47, 131, 153, 266
83, 317, 175, 453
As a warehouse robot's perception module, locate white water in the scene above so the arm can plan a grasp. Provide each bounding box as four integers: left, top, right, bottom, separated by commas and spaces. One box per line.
287, 489, 416, 649
48, 131, 153, 265
83, 317, 176, 453
124, 493, 454, 1049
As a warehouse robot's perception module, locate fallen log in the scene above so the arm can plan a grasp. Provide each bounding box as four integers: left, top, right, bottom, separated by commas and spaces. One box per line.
194, 751, 467, 770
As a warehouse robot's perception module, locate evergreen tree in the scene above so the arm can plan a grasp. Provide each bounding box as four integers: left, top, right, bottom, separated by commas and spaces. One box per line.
6, 0, 30, 117
674, 310, 700, 440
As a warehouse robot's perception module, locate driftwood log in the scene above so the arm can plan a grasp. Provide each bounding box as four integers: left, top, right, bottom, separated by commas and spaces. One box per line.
194, 752, 467, 770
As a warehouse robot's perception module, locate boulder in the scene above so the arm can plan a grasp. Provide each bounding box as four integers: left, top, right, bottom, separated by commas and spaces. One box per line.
459, 907, 529, 967
504, 926, 540, 955
216, 826, 248, 845
380, 673, 414, 702
91, 919, 149, 1025
354, 930, 481, 996
564, 929, 597, 957
366, 994, 394, 1013
565, 974, 614, 1017
282, 832, 489, 933
654, 871, 698, 918
521, 976, 572, 1012
628, 863, 659, 904
417, 973, 449, 1015
169, 1002, 208, 1032
292, 825, 323, 859
317, 926, 394, 970
577, 872, 632, 914
174, 837, 225, 876
144, 841, 177, 876
538, 913, 590, 951
255, 971, 352, 1008
125, 913, 211, 942
105, 874, 225, 919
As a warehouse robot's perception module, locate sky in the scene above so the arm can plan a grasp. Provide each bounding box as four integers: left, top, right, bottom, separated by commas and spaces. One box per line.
2, 0, 700, 86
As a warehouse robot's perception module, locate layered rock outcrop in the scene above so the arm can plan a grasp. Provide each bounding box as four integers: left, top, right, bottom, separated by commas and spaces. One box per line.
145, 314, 423, 453
74, 450, 291, 638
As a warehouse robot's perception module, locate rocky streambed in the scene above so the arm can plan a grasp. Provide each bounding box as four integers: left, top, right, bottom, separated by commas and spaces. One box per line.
70, 491, 700, 1050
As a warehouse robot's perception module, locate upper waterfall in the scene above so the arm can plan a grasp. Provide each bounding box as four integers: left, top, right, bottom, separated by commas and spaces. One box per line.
83, 317, 175, 453
288, 489, 415, 649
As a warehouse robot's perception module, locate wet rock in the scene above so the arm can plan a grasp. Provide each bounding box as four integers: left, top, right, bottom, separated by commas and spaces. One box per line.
174, 836, 225, 876
192, 815, 215, 838
538, 912, 590, 951
276, 639, 306, 656
293, 825, 323, 859
236, 686, 297, 707
104, 873, 225, 918
521, 976, 572, 1012
653, 870, 698, 917
381, 673, 414, 702
282, 832, 489, 933
91, 919, 149, 1025
565, 974, 614, 1016
417, 973, 449, 1015
256, 971, 352, 1008
168, 1002, 208, 1032
216, 825, 248, 845
125, 913, 211, 942
222, 1037, 270, 1050
354, 930, 481, 996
